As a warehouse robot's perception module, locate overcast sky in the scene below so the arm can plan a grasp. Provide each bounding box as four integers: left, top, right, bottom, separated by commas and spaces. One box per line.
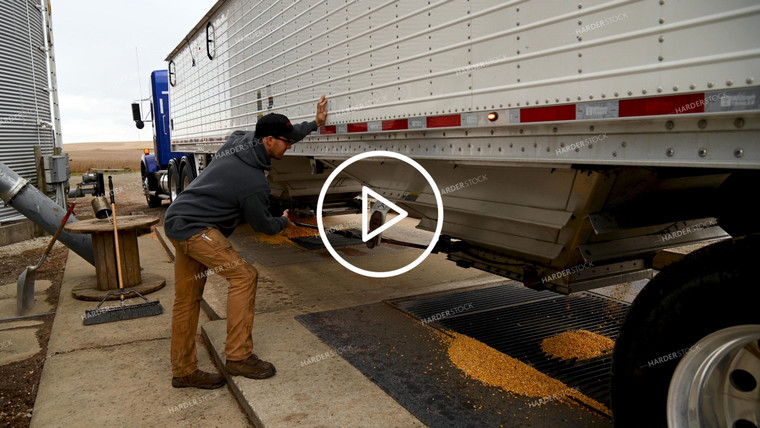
54, 0, 213, 143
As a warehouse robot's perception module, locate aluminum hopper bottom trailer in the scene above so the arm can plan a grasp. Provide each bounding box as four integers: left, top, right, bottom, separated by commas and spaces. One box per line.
153, 0, 760, 425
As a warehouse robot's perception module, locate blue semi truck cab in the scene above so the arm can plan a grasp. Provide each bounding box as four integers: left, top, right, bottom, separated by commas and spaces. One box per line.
132, 69, 358, 215
133, 70, 194, 207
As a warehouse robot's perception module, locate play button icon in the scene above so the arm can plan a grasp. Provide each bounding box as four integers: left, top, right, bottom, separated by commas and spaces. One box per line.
316, 151, 444, 278
361, 187, 408, 242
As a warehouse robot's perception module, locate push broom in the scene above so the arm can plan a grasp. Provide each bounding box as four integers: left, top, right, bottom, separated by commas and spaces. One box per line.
83, 176, 163, 325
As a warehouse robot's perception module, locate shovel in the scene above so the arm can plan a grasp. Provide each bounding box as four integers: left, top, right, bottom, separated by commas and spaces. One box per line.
16, 202, 76, 315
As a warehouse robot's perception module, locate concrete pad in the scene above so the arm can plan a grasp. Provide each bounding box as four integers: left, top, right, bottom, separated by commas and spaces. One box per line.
199, 214, 502, 427
46, 235, 176, 354
0, 280, 53, 299
33, 232, 252, 426
202, 249, 497, 321
202, 311, 424, 428
31, 338, 251, 428
0, 327, 41, 365
0, 295, 54, 320
0, 320, 43, 331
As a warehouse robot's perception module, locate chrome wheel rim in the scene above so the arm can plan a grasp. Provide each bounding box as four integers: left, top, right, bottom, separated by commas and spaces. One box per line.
169, 171, 179, 201
667, 325, 760, 428
142, 176, 151, 202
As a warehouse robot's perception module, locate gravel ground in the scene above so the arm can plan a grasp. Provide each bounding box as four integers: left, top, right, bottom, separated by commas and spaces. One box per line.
0, 245, 67, 428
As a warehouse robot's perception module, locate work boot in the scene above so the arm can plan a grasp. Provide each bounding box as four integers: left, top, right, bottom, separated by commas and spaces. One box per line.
225, 354, 276, 379
172, 369, 226, 389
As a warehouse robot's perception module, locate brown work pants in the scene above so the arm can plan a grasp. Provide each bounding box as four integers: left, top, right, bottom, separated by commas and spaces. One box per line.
169, 227, 258, 377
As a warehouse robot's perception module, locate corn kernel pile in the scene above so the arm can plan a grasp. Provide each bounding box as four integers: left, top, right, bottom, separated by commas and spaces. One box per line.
541, 330, 615, 361
443, 331, 611, 415
283, 214, 319, 239
250, 214, 318, 246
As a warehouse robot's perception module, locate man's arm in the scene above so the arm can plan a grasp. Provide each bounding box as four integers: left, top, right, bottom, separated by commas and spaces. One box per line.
240, 190, 288, 235
290, 95, 328, 141
290, 121, 318, 142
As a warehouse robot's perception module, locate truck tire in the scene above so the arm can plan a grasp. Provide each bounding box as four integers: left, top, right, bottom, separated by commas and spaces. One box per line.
611, 235, 760, 428
141, 163, 162, 208
168, 160, 181, 202
180, 157, 196, 191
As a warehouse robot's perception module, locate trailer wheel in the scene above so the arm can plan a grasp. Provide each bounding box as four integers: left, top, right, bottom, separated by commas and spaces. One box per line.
666, 324, 760, 428
141, 162, 162, 208
611, 235, 760, 428
180, 157, 196, 191
168, 160, 181, 202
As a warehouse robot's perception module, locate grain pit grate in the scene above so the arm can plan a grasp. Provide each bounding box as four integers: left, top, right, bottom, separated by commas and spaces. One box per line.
289, 229, 362, 250
388, 282, 630, 407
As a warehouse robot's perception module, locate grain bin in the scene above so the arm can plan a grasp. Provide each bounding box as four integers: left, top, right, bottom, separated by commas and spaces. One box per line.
0, 0, 62, 224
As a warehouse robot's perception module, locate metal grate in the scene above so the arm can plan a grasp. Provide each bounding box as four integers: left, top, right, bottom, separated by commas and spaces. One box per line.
290, 229, 362, 250
389, 280, 557, 315
388, 282, 630, 407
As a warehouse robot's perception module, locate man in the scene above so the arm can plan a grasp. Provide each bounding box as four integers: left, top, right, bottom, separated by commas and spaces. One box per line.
164, 95, 327, 389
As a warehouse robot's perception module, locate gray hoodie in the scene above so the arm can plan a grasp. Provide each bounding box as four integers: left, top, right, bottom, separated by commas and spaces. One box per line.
164, 121, 317, 241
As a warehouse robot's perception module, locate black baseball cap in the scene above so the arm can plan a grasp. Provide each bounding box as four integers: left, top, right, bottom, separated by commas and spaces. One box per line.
254, 113, 298, 143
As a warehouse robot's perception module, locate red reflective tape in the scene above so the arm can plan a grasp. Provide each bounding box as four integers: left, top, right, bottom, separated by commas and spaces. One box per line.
320, 126, 337, 134
382, 119, 408, 131
620, 93, 705, 117
520, 105, 576, 123
347, 123, 368, 133
427, 114, 461, 128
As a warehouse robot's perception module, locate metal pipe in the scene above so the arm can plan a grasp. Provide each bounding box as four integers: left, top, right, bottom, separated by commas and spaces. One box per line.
0, 160, 94, 265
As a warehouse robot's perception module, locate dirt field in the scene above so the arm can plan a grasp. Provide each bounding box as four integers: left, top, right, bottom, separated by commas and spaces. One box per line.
65, 141, 167, 223
0, 245, 67, 428
68, 172, 168, 226
64, 141, 150, 173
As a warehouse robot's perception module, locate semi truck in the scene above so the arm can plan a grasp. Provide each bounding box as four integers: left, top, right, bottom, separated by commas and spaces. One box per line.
134, 71, 360, 213
136, 1, 760, 426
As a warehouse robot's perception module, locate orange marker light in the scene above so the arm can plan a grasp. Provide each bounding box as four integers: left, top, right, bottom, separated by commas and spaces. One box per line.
488, 112, 499, 121
144, 148, 150, 155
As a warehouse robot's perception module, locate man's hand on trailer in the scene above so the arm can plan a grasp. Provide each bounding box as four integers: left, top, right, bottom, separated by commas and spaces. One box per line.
315, 95, 328, 127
